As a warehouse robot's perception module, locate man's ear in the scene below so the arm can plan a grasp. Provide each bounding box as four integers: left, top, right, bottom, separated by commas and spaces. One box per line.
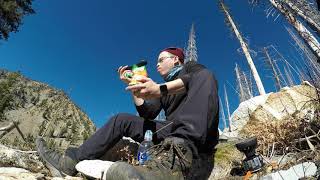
173, 56, 180, 66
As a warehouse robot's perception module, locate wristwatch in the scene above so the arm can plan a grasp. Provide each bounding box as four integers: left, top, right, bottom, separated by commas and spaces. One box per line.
159, 84, 168, 97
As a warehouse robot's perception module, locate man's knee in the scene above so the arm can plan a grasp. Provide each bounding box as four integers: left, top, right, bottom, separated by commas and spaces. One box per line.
107, 113, 144, 132
109, 113, 134, 123
108, 113, 146, 141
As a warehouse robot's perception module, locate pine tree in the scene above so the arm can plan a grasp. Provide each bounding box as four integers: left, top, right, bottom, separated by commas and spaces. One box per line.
0, 0, 35, 40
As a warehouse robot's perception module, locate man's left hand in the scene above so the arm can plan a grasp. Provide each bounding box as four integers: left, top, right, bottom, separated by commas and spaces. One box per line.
126, 77, 161, 99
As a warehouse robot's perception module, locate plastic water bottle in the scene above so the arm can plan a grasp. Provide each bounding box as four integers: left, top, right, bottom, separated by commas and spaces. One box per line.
137, 130, 153, 165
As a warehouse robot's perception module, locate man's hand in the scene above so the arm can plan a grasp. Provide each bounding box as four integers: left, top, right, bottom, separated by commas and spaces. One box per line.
126, 77, 161, 99
117, 65, 131, 84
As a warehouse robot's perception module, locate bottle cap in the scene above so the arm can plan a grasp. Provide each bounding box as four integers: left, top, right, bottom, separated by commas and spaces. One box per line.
144, 130, 153, 141
125, 60, 147, 70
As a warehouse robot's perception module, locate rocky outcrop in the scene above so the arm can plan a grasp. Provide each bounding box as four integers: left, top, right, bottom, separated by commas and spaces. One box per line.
0, 144, 47, 173
223, 81, 318, 138
0, 70, 96, 151
216, 82, 320, 179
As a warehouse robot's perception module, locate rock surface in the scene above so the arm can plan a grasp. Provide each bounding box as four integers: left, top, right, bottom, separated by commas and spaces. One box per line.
261, 162, 318, 180
0, 167, 45, 180
223, 81, 318, 138
0, 144, 47, 174
0, 70, 96, 151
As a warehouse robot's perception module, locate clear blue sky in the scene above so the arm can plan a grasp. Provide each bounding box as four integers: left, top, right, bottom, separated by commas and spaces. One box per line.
0, 0, 302, 128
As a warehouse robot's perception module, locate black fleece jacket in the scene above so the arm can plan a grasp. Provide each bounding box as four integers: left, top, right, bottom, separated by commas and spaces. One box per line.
135, 61, 219, 154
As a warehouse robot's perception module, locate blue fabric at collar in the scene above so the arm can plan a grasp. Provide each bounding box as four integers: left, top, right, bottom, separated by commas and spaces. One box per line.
163, 65, 183, 82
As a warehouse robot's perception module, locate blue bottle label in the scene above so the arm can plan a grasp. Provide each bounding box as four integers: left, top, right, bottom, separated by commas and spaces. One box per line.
138, 151, 149, 164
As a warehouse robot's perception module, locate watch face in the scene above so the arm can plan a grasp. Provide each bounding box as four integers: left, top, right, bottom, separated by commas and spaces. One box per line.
160, 84, 168, 96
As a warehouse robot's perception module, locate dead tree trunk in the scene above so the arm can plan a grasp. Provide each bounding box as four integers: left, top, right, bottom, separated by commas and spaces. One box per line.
274, 60, 288, 86
283, 0, 320, 34
264, 47, 282, 91
220, 1, 266, 95
219, 97, 227, 130
297, 66, 307, 83
0, 122, 15, 139
224, 84, 232, 132
286, 26, 320, 79
235, 63, 245, 102
269, 0, 320, 60
242, 71, 253, 99
284, 66, 295, 86
0, 121, 25, 141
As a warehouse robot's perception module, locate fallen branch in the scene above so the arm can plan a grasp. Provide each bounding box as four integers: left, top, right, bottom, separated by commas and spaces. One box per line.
305, 135, 315, 151
12, 121, 26, 142
0, 121, 26, 142
294, 134, 319, 143
307, 127, 320, 141
0, 123, 15, 139
0, 122, 15, 131
2, 144, 37, 154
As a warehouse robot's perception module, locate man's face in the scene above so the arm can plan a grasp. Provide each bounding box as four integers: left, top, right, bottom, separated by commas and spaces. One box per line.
156, 51, 179, 76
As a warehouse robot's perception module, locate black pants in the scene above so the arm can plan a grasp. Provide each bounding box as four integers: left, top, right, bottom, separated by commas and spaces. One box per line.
76, 113, 172, 160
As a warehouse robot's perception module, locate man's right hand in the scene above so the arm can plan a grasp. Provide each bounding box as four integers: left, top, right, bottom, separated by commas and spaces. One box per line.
117, 65, 131, 84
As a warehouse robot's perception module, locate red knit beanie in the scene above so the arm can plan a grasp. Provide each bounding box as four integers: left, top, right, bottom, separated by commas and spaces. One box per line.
160, 47, 184, 63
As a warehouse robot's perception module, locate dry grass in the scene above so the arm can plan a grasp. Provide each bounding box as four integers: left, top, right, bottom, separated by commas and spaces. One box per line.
240, 101, 320, 170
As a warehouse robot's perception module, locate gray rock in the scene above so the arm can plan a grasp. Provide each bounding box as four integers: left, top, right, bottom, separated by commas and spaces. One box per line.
223, 82, 318, 138
0, 144, 47, 174
0, 167, 44, 180
261, 162, 318, 180
0, 71, 96, 151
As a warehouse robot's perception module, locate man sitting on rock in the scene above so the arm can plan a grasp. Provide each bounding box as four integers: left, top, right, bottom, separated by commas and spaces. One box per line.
36, 47, 219, 179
